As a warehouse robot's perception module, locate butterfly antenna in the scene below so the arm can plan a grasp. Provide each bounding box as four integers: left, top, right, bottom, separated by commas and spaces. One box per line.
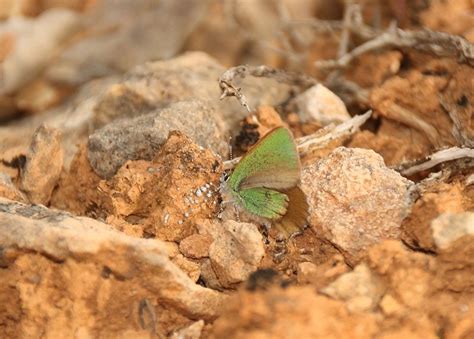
228, 135, 233, 160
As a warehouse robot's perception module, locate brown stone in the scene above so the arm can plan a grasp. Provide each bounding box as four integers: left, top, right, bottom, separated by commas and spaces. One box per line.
179, 233, 213, 259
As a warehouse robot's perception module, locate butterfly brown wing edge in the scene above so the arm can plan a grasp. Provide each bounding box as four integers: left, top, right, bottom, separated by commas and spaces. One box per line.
273, 186, 309, 237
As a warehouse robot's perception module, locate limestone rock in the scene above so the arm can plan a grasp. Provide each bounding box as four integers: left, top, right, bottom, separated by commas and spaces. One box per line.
431, 212, 474, 250
296, 255, 349, 288
0, 8, 80, 95
302, 147, 414, 262
379, 294, 405, 316
97, 131, 222, 242
19, 124, 64, 204
91, 52, 227, 128
0, 172, 27, 202
199, 220, 265, 288
88, 99, 227, 178
170, 320, 205, 339
90, 51, 292, 130
294, 84, 350, 124
171, 254, 201, 283
320, 263, 384, 312
199, 258, 222, 291
0, 197, 227, 337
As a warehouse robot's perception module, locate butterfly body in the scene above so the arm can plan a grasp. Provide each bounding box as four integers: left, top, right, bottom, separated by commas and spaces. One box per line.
225, 127, 308, 236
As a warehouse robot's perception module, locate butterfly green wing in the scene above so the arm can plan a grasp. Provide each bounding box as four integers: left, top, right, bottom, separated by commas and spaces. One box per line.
228, 127, 301, 191
238, 187, 289, 220
226, 126, 308, 234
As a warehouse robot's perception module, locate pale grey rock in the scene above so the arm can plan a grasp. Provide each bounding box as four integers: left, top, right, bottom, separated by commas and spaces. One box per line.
19, 125, 64, 204
87, 99, 227, 178
198, 220, 264, 288
91, 51, 293, 129
2, 51, 293, 176
294, 84, 350, 124
302, 147, 414, 262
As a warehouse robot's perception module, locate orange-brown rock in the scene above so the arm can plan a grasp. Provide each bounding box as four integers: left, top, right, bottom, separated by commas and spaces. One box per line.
98, 131, 222, 241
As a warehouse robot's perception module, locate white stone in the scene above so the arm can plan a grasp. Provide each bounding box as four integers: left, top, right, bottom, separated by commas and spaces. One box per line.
431, 212, 474, 249
294, 84, 350, 124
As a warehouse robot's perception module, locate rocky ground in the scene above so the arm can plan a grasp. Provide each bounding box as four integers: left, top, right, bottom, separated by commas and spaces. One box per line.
0, 1, 473, 338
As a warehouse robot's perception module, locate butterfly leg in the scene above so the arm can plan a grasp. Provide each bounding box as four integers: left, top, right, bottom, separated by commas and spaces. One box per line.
233, 204, 241, 222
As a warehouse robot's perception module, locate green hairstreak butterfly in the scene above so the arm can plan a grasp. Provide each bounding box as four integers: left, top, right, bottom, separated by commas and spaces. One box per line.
225, 126, 308, 236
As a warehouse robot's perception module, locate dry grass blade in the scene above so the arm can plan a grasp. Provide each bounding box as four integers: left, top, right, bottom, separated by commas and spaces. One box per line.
297, 110, 372, 154
399, 147, 474, 176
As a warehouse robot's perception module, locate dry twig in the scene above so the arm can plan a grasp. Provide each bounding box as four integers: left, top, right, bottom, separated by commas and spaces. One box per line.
375, 102, 442, 148
325, 77, 370, 105
297, 109, 372, 154
398, 147, 474, 176
284, 4, 376, 40
439, 95, 474, 148
218, 65, 318, 111
338, 0, 357, 58
315, 28, 474, 70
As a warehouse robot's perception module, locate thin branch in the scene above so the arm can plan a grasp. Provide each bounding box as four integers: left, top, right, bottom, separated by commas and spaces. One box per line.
439, 95, 474, 148
325, 77, 370, 105
297, 109, 372, 154
218, 65, 318, 110
315, 28, 474, 70
284, 18, 343, 33
375, 102, 442, 148
223, 110, 372, 170
398, 147, 474, 176
285, 5, 377, 40
338, 1, 356, 58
